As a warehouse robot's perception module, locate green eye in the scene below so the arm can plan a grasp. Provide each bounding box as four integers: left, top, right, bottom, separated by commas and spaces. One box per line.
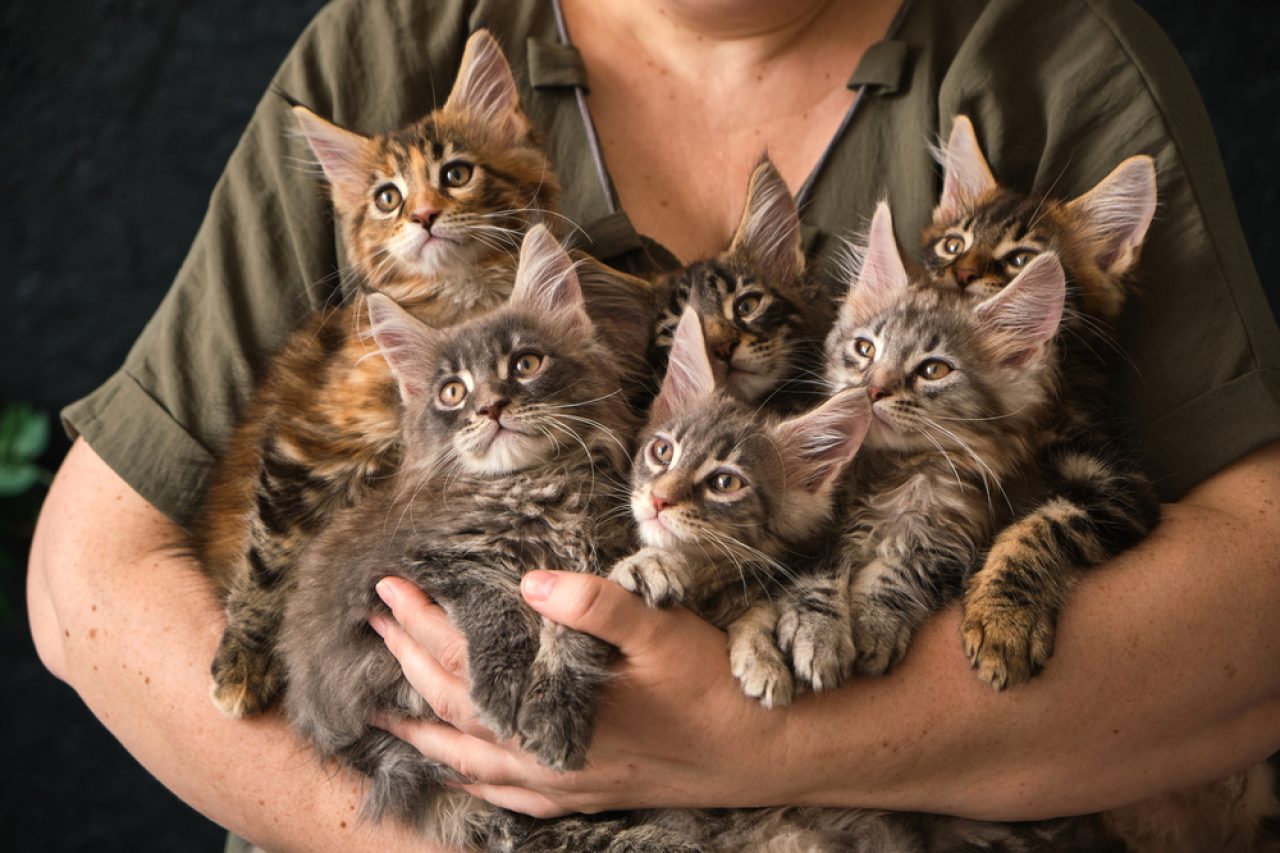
734, 293, 762, 319
940, 235, 965, 255
1004, 250, 1037, 270
438, 379, 467, 406
374, 184, 402, 212
651, 437, 673, 465
854, 337, 876, 359
917, 359, 952, 380
512, 351, 544, 377
708, 471, 744, 493
441, 161, 473, 188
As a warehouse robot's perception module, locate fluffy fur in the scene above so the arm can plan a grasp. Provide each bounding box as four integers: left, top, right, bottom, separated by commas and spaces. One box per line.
277, 227, 643, 849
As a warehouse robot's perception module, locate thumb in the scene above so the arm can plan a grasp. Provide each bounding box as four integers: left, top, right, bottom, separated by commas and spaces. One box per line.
521, 570, 660, 654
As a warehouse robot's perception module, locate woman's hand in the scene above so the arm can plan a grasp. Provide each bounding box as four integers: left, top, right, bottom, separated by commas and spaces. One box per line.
369, 571, 799, 818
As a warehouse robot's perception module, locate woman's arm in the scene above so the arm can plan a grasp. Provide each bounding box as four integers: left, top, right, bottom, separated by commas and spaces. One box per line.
371, 441, 1280, 821
27, 439, 455, 853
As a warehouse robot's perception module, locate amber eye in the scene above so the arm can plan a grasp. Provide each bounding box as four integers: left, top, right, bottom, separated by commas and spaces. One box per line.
438, 379, 467, 406
650, 437, 674, 465
733, 293, 763, 319
853, 337, 876, 359
511, 351, 544, 377
1004, 249, 1037, 270
708, 470, 745, 494
917, 359, 953, 380
374, 184, 403, 213
441, 161, 473, 188
939, 235, 966, 255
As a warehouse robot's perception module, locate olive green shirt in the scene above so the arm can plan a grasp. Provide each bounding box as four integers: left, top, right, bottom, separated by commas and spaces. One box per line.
64, 0, 1280, 528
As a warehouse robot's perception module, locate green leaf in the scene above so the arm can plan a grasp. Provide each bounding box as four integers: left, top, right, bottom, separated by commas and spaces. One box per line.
0, 462, 41, 497
0, 404, 49, 462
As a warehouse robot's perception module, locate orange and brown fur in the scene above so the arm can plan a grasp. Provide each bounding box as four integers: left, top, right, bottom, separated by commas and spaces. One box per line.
194, 30, 565, 717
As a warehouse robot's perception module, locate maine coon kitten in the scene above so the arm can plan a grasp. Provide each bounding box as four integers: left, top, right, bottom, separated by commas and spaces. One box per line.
193, 30, 564, 717
509, 309, 1114, 853
653, 158, 832, 408
277, 226, 641, 848
923, 116, 1161, 690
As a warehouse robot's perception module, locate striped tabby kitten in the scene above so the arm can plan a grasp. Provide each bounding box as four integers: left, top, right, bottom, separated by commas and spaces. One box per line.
510, 309, 1115, 853
926, 116, 1161, 689
193, 30, 564, 717
278, 227, 640, 848
653, 158, 831, 407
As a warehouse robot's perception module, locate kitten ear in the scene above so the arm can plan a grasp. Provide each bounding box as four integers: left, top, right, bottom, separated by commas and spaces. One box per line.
511, 225, 591, 330
1064, 155, 1157, 277
292, 105, 371, 207
651, 306, 718, 425
974, 252, 1065, 366
772, 389, 871, 494
366, 293, 443, 402
444, 29, 529, 143
937, 115, 997, 221
840, 201, 910, 326
728, 157, 804, 283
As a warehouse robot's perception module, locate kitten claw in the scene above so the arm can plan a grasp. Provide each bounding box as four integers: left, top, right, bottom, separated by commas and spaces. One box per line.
962, 593, 1056, 691
730, 634, 794, 709
849, 606, 913, 677
609, 549, 686, 608
776, 603, 854, 693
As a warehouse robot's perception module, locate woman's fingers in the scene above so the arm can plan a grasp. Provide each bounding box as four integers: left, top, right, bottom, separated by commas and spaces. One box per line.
453, 782, 572, 819
372, 714, 535, 789
376, 576, 469, 677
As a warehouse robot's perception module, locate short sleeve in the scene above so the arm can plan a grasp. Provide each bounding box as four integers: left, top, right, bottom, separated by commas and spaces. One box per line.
936, 0, 1280, 500
62, 0, 473, 527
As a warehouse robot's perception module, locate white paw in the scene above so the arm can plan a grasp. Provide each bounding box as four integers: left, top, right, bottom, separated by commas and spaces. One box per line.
609, 550, 685, 608
730, 640, 794, 709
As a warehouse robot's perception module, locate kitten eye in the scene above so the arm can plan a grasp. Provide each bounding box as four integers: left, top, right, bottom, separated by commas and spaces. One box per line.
916, 359, 953, 380
939, 235, 966, 256
441, 161, 474, 188
853, 337, 876, 359
373, 184, 403, 213
1004, 249, 1037, 270
511, 351, 544, 377
733, 293, 763, 319
708, 470, 745, 494
438, 379, 468, 406
650, 437, 674, 466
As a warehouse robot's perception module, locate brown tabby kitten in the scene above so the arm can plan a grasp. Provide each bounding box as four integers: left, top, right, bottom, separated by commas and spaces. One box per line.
653, 158, 832, 409
505, 309, 1116, 853
194, 30, 564, 718
278, 226, 642, 849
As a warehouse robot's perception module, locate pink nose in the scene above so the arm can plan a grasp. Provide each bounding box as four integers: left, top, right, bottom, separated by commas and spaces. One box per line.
869, 386, 891, 402
711, 340, 735, 361
410, 208, 439, 229
650, 492, 674, 513
476, 399, 509, 420
954, 264, 981, 286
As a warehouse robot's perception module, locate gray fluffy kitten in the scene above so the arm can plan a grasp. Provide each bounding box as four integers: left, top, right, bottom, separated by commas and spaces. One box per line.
276, 226, 640, 849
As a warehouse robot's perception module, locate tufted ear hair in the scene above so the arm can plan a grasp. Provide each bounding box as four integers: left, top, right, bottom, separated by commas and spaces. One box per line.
366, 293, 445, 402
510, 225, 591, 332
1065, 155, 1158, 277
650, 306, 718, 426
728, 156, 804, 283
840, 201, 910, 327
772, 389, 871, 495
974, 252, 1065, 367
936, 115, 997, 221
443, 29, 530, 143
292, 105, 372, 208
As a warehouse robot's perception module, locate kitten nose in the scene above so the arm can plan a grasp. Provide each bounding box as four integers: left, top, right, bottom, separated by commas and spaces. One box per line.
476, 398, 509, 420
710, 338, 737, 361
650, 492, 675, 513
954, 262, 983, 287
410, 207, 440, 230
869, 385, 892, 402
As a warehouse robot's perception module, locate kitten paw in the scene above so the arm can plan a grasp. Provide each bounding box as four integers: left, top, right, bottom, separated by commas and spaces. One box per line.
849, 607, 913, 677
469, 663, 528, 739
209, 638, 282, 718
962, 592, 1056, 691
730, 631, 794, 709
777, 604, 854, 693
516, 672, 594, 771
609, 548, 686, 608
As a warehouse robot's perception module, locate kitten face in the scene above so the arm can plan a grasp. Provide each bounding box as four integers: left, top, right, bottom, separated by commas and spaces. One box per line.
922, 189, 1055, 302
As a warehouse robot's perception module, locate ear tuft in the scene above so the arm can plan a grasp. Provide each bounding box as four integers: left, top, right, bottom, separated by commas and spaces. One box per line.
937, 115, 997, 221
366, 293, 442, 401
292, 105, 370, 205
1066, 155, 1158, 276
773, 389, 870, 494
651, 307, 718, 425
443, 29, 529, 142
728, 156, 804, 283
840, 201, 909, 326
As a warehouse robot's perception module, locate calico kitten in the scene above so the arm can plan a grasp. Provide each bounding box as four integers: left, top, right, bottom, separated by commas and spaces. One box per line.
925, 117, 1161, 689
277, 226, 640, 848
509, 308, 1115, 853
194, 30, 564, 717
653, 158, 831, 408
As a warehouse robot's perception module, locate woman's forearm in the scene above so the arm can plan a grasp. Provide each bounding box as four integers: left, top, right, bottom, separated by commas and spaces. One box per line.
27, 439, 451, 853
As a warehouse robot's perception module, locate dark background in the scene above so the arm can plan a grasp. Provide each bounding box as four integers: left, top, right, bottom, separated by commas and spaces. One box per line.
2, 1, 1277, 849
